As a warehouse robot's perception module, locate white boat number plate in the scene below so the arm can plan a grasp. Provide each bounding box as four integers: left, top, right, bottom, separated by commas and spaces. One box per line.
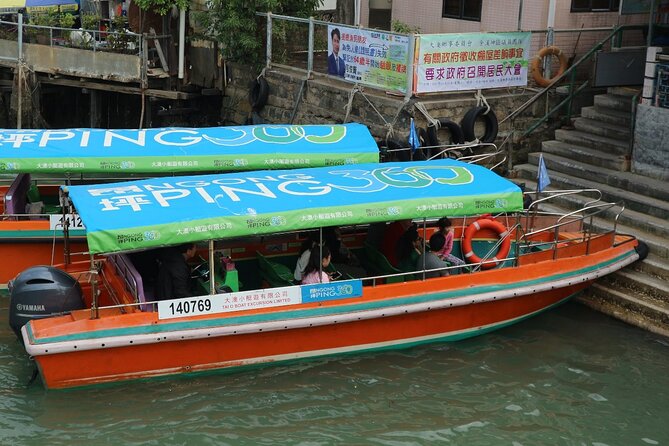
158, 286, 302, 320
49, 213, 86, 230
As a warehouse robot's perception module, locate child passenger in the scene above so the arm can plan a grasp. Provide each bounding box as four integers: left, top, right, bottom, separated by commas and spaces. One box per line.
301, 246, 332, 285
436, 217, 466, 269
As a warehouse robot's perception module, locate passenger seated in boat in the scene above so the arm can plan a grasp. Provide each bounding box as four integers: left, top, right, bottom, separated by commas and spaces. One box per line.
155, 243, 198, 300
323, 226, 366, 278
381, 219, 415, 267
396, 227, 422, 273
294, 234, 318, 283
416, 232, 450, 279
436, 217, 466, 270
301, 246, 332, 285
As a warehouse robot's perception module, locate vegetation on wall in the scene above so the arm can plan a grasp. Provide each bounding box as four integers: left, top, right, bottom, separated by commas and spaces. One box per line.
194, 0, 322, 67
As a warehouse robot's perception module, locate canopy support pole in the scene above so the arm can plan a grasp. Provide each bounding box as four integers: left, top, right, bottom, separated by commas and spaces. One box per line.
209, 240, 215, 295
90, 253, 99, 320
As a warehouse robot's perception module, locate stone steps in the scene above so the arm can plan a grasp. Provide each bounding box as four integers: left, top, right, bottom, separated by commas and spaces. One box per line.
599, 268, 669, 304
572, 116, 631, 140
581, 105, 632, 127
579, 282, 669, 338
632, 253, 669, 280
521, 155, 669, 220
517, 86, 667, 337
540, 140, 628, 171
594, 93, 636, 112
554, 128, 629, 154
523, 151, 669, 203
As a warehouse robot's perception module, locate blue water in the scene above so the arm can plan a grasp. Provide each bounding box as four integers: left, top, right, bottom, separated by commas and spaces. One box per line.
1, 297, 667, 446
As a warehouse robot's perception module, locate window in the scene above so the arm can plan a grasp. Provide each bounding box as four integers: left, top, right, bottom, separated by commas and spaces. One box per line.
571, 0, 620, 12
442, 0, 482, 21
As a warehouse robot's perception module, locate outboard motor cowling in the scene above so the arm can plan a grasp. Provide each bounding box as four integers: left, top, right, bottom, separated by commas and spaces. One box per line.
8, 266, 84, 338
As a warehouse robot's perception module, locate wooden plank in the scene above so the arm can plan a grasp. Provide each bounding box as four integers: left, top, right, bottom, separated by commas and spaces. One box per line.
149, 27, 169, 72
37, 76, 199, 100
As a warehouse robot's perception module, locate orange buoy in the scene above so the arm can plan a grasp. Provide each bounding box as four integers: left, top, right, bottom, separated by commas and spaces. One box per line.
462, 217, 511, 270
531, 46, 568, 87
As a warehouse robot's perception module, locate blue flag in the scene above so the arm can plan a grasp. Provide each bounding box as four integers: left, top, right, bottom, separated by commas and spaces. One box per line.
537, 153, 551, 192
408, 118, 420, 153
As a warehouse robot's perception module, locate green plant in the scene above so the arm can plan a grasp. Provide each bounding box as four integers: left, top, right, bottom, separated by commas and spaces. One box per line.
193, 0, 323, 67
391, 19, 420, 34
59, 13, 75, 29
81, 13, 101, 31
133, 0, 189, 16
29, 10, 59, 28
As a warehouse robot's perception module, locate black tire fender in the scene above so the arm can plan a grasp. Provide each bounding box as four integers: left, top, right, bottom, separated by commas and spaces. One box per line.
460, 106, 498, 143
427, 118, 465, 149
249, 77, 269, 111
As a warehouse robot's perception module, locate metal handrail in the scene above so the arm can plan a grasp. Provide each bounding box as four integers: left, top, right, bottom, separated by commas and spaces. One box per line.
526, 188, 603, 213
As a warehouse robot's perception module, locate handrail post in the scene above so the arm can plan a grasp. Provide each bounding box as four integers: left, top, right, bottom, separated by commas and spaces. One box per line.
566, 68, 576, 123
266, 12, 272, 69
307, 16, 314, 75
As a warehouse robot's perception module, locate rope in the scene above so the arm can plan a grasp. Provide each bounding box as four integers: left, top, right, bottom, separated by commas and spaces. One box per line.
343, 84, 360, 123
475, 89, 491, 114
257, 67, 266, 80
414, 101, 440, 128
289, 77, 308, 124
343, 85, 410, 143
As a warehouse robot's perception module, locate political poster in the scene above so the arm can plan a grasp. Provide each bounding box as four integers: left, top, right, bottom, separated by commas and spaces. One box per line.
327, 24, 410, 93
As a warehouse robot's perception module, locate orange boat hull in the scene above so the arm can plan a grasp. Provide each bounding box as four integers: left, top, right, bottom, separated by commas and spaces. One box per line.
22, 236, 639, 389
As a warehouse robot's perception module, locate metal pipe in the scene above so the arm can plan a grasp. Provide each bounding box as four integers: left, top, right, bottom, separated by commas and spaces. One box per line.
405, 34, 415, 99
208, 240, 215, 295
90, 254, 99, 319
178, 8, 186, 79
17, 13, 22, 130
517, 0, 524, 31
266, 12, 272, 69
307, 16, 314, 75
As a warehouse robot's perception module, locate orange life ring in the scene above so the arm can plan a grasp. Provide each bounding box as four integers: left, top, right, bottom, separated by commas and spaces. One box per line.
462, 217, 511, 270
531, 46, 568, 88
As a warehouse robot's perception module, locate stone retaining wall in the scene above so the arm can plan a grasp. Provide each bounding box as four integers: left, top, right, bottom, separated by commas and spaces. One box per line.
222, 63, 591, 168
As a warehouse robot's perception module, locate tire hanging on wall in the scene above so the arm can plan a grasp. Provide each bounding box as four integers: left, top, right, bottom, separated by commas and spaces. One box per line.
427, 118, 464, 145
248, 77, 270, 112
460, 106, 498, 144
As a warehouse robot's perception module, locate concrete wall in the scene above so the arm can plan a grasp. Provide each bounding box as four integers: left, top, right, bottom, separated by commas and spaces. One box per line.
0, 40, 141, 83
633, 104, 669, 181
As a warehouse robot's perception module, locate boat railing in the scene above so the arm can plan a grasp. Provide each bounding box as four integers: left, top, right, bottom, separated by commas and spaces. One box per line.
521, 200, 622, 258
383, 141, 504, 168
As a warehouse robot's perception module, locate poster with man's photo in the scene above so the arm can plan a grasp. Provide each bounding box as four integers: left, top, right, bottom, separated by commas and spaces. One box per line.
326, 24, 410, 93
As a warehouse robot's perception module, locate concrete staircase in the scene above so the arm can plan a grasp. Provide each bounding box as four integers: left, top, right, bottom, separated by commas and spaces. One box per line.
513, 87, 669, 337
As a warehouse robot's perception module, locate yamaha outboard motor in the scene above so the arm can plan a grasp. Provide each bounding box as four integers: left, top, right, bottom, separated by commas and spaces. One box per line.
8, 266, 84, 339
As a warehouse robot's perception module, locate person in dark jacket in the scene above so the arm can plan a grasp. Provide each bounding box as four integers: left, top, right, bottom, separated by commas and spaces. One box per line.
155, 243, 197, 301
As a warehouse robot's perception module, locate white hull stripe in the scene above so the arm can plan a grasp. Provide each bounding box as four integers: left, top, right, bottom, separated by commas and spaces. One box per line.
24, 253, 638, 356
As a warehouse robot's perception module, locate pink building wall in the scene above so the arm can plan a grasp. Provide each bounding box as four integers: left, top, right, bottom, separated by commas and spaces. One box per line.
359, 0, 648, 33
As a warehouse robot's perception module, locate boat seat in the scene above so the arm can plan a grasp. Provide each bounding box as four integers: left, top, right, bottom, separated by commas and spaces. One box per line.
256, 252, 295, 288
108, 253, 151, 311
361, 243, 406, 284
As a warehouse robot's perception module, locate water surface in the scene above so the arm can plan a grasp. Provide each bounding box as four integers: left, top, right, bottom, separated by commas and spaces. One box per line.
1, 298, 667, 446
